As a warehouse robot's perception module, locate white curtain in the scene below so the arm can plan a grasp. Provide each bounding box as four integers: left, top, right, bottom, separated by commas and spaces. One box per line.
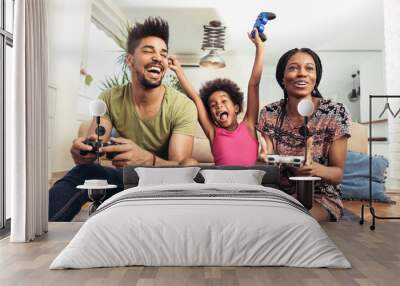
8, 0, 48, 242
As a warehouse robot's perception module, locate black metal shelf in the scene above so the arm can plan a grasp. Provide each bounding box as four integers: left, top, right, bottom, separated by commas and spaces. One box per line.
360, 95, 400, 230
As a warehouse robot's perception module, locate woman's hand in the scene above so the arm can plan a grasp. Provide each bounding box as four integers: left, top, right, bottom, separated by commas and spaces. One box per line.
295, 136, 322, 177
304, 136, 313, 166
295, 161, 323, 177
296, 136, 348, 185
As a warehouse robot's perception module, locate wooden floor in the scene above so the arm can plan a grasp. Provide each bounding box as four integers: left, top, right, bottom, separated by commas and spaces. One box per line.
1, 219, 400, 286
343, 193, 400, 223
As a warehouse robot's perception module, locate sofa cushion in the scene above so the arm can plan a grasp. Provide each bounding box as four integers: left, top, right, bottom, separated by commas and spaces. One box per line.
348, 122, 368, 153
192, 138, 214, 163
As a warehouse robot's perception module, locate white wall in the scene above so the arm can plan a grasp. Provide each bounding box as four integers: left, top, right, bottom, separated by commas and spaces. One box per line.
47, 0, 130, 173
180, 53, 283, 116
182, 54, 252, 95
318, 52, 384, 124
183, 51, 383, 123
358, 53, 387, 158
77, 21, 126, 121
383, 0, 400, 190
47, 0, 92, 173
359, 53, 385, 123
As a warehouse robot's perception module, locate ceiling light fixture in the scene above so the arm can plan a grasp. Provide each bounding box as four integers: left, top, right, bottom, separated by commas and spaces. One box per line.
199, 20, 226, 69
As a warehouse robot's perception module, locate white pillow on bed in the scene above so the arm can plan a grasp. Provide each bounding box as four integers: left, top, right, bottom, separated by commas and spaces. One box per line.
135, 167, 200, 186
200, 169, 266, 185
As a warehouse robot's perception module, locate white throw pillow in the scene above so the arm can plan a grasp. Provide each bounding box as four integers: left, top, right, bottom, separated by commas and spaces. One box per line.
200, 169, 266, 185
135, 167, 200, 186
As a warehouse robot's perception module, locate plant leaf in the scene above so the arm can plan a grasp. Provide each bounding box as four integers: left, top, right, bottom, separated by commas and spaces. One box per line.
84, 74, 93, 86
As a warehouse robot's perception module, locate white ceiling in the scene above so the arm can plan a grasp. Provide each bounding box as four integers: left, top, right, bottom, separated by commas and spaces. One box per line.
110, 0, 384, 62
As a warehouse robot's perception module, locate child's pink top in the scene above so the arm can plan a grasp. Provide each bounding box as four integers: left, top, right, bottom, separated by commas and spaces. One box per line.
212, 121, 259, 166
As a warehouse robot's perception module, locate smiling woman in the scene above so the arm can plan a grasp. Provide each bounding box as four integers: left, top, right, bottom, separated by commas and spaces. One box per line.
283, 52, 318, 98
258, 48, 351, 222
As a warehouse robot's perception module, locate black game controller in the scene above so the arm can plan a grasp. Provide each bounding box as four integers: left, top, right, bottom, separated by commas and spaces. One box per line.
80, 139, 120, 160
251, 12, 276, 42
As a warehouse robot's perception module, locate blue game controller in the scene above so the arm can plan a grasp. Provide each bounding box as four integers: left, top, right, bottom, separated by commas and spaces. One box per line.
251, 12, 276, 42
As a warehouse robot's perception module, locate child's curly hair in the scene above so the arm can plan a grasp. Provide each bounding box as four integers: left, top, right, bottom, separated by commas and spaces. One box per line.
199, 78, 244, 118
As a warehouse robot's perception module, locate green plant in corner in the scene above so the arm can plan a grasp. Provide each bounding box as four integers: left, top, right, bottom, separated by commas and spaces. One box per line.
80, 66, 94, 87
164, 73, 184, 94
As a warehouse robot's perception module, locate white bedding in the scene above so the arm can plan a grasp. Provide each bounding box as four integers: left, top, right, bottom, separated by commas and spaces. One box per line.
50, 183, 351, 269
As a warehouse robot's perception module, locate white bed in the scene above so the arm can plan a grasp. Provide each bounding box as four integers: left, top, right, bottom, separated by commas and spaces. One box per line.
50, 183, 350, 269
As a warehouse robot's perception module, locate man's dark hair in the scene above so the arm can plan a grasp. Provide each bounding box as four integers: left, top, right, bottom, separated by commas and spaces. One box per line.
127, 17, 169, 54
199, 78, 244, 118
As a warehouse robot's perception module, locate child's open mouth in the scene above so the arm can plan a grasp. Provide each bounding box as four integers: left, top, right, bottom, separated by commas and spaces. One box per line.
219, 111, 229, 122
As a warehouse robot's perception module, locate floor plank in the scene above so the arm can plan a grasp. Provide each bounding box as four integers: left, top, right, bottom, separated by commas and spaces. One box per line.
343, 193, 400, 223
1, 220, 400, 286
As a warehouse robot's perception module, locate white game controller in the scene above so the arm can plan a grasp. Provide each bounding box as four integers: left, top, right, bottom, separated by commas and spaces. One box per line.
266, 155, 305, 168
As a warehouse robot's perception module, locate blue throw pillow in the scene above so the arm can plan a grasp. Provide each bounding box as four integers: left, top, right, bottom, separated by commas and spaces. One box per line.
341, 179, 393, 203
341, 151, 392, 202
343, 151, 388, 183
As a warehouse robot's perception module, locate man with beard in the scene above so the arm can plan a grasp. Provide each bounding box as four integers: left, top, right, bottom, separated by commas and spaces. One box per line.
49, 17, 197, 221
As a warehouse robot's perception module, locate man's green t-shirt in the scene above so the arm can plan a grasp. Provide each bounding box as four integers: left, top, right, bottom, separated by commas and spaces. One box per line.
99, 83, 197, 160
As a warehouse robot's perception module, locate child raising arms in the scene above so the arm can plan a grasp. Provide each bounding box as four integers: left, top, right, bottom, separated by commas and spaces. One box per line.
169, 30, 265, 165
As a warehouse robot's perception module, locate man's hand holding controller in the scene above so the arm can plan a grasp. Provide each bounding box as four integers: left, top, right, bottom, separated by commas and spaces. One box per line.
70, 134, 98, 165
99, 137, 155, 168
